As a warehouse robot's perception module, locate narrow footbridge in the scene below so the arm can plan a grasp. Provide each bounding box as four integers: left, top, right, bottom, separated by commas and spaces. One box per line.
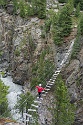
20, 39, 75, 125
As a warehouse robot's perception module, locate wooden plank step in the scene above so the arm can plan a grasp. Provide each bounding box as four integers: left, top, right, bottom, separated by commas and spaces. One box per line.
52, 78, 57, 80
53, 74, 57, 76
34, 100, 41, 103
45, 89, 50, 91
50, 79, 53, 81
48, 81, 51, 83
53, 75, 57, 78
48, 83, 53, 86
42, 94, 46, 96
53, 76, 57, 78
28, 109, 36, 112
31, 104, 38, 108
46, 85, 51, 88
23, 113, 32, 117
51, 81, 54, 84
45, 92, 48, 94
55, 70, 61, 73
42, 90, 45, 93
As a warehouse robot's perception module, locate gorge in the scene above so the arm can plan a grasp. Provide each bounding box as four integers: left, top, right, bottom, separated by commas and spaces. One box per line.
0, 0, 83, 125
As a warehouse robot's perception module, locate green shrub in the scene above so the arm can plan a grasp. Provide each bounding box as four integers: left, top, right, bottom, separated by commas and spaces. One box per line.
44, 19, 51, 33
32, 0, 46, 19
14, 49, 20, 56
13, 0, 19, 14
0, 0, 7, 6
19, 1, 28, 18
41, 32, 45, 38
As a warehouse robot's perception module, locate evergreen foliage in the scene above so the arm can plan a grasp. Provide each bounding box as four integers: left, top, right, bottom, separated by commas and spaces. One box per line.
71, 37, 81, 59
54, 75, 75, 125
52, 13, 62, 45
13, 0, 19, 14
38, 0, 46, 19
58, 0, 68, 3
32, 0, 46, 19
31, 0, 39, 15
31, 50, 55, 89
16, 91, 34, 112
16, 91, 39, 124
52, 3, 72, 45
71, 14, 83, 59
75, 3, 80, 17
68, 0, 74, 14
0, 0, 7, 6
0, 80, 9, 116
44, 19, 51, 33
0, 0, 46, 18
19, 1, 28, 18
74, 0, 83, 10
58, 4, 72, 37
79, 14, 83, 35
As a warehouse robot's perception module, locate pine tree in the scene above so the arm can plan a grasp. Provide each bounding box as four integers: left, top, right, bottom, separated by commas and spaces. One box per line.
37, 0, 46, 19
54, 75, 75, 125
52, 12, 64, 45
68, 0, 74, 14
0, 80, 9, 116
16, 92, 34, 113
75, 3, 80, 17
32, 0, 46, 19
74, 0, 83, 10
31, 0, 39, 15
16, 92, 39, 124
52, 3, 72, 45
79, 14, 83, 35
58, 3, 72, 37
71, 14, 82, 59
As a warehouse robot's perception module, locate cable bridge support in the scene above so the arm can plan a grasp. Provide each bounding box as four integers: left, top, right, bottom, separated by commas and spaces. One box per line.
20, 39, 75, 125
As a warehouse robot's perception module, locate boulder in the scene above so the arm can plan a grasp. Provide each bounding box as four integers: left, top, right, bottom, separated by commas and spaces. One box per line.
6, 4, 14, 14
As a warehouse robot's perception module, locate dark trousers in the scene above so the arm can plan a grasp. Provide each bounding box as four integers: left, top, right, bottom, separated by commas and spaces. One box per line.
38, 92, 41, 98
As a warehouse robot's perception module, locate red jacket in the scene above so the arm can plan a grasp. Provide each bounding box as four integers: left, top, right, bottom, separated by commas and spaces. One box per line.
36, 86, 45, 92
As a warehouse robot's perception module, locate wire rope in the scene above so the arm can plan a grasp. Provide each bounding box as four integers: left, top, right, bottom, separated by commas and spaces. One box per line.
0, 39, 74, 123
0, 62, 56, 119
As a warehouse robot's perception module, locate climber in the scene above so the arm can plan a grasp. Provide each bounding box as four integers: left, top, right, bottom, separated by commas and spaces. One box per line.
36, 84, 45, 98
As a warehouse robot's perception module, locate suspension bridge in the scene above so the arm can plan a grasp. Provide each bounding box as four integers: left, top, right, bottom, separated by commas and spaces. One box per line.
0, 38, 75, 125
19, 38, 75, 125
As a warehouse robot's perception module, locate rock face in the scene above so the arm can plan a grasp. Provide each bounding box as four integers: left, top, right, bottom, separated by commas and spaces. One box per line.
0, 0, 62, 86
0, 2, 83, 125
62, 40, 83, 125
6, 4, 14, 14
0, 9, 52, 85
0, 118, 25, 125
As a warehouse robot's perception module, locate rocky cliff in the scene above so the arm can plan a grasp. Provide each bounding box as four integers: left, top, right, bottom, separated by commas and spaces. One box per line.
61, 38, 83, 125
0, 9, 52, 85
0, 1, 83, 125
